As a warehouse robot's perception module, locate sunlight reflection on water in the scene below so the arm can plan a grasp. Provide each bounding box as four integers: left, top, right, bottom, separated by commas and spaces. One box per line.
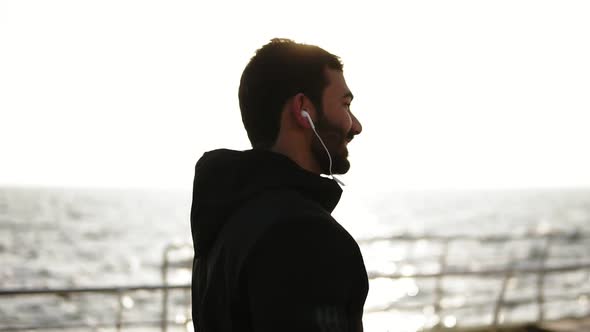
365, 278, 409, 308
2, 187, 590, 329
364, 311, 426, 332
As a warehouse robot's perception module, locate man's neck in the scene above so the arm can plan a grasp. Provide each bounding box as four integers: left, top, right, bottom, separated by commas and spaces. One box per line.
270, 141, 321, 175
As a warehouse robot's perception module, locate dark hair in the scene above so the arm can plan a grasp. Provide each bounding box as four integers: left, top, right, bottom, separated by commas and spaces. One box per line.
238, 38, 343, 149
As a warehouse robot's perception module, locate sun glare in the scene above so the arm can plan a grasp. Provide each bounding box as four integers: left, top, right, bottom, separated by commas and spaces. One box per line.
0, 1, 589, 191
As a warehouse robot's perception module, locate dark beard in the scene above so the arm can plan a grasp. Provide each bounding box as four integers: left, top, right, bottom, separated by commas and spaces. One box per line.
311, 112, 351, 175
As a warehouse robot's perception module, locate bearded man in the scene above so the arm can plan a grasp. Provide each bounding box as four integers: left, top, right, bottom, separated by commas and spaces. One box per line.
190, 38, 367, 332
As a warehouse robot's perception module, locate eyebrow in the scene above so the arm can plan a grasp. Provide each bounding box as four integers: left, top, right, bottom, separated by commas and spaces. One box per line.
343, 91, 354, 101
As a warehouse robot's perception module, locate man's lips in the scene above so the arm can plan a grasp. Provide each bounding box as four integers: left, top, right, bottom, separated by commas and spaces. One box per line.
345, 133, 354, 143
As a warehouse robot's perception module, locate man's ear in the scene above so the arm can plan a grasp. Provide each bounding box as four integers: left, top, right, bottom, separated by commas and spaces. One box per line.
291, 93, 315, 129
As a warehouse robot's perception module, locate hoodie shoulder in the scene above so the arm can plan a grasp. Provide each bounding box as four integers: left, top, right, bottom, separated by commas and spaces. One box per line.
191, 148, 342, 258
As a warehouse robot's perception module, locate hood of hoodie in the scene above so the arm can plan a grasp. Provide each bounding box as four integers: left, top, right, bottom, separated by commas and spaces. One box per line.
190, 148, 343, 259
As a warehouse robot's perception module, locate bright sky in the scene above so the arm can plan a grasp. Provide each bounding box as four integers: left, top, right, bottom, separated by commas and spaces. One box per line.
1, 0, 589, 192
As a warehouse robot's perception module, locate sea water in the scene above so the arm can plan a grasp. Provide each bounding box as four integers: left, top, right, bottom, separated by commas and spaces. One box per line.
0, 186, 589, 330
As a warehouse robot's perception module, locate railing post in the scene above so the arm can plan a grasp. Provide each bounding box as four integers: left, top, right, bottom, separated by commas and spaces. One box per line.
162, 246, 170, 332
434, 240, 449, 321
537, 235, 552, 322
493, 257, 514, 330
116, 289, 124, 332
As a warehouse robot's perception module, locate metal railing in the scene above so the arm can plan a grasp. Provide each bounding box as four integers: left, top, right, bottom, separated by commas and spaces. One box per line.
0, 284, 191, 331
359, 230, 590, 329
1, 231, 589, 331
0, 242, 194, 332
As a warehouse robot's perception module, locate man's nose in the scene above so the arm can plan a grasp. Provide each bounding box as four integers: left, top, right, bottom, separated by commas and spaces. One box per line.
350, 112, 362, 136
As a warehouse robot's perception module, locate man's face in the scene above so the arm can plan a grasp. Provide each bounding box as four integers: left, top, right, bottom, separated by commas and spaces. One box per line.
311, 68, 362, 175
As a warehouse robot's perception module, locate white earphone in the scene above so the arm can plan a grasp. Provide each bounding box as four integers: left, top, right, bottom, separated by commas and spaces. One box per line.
301, 110, 315, 129
300, 109, 345, 186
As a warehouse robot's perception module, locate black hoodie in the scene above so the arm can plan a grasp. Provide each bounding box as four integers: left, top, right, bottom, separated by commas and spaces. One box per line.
190, 148, 369, 332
